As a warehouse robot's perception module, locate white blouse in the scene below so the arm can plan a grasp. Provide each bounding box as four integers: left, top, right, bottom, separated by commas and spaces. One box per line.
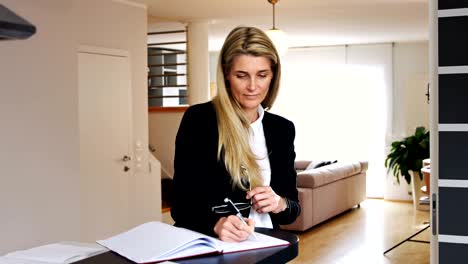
248, 106, 273, 228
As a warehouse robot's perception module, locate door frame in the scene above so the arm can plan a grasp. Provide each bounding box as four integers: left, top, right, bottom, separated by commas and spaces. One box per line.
429, 0, 438, 262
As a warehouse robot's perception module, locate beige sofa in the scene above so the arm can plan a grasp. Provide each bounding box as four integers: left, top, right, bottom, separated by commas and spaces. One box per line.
281, 160, 368, 231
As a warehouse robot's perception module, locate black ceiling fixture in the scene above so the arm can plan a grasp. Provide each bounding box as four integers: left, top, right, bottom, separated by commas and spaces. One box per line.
0, 4, 36, 40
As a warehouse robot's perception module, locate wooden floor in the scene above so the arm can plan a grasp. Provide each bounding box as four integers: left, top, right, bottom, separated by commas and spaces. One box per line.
288, 199, 430, 264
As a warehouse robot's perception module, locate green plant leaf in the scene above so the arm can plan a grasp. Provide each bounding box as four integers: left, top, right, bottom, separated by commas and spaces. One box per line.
385, 126, 430, 185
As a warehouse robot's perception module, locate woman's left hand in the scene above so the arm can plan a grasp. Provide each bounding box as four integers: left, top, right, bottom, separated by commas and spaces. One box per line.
246, 186, 287, 214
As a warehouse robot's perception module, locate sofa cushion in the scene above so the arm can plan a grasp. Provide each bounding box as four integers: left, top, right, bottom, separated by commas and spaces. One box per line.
306, 160, 338, 170
297, 161, 363, 188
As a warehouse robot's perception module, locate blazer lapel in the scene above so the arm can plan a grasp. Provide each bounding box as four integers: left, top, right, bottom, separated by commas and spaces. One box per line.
262, 112, 274, 159
262, 112, 278, 187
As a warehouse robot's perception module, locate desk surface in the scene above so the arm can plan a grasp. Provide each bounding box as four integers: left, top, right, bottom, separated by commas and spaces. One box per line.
74, 228, 299, 264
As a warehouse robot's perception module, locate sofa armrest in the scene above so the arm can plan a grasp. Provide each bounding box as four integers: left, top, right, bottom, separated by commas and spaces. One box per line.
359, 161, 368, 172
295, 160, 311, 171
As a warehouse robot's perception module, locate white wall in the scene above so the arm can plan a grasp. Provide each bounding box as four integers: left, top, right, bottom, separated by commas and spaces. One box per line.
0, 0, 158, 254
385, 42, 429, 200
149, 112, 184, 179
393, 42, 430, 136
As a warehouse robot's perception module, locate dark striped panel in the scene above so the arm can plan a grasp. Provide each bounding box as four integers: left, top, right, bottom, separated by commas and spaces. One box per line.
439, 0, 468, 9
439, 187, 468, 236
439, 16, 468, 66
440, 242, 468, 264
439, 132, 468, 180
439, 74, 468, 123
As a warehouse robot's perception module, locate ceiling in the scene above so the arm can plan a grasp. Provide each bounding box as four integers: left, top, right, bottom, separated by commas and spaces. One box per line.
133, 0, 428, 51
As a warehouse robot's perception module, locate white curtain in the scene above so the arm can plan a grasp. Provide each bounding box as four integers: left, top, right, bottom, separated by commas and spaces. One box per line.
272, 44, 393, 198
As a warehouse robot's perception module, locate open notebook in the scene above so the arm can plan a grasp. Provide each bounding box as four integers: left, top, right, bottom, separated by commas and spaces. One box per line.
97, 221, 289, 263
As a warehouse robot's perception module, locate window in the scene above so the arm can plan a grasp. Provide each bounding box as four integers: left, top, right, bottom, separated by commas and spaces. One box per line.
272, 45, 393, 198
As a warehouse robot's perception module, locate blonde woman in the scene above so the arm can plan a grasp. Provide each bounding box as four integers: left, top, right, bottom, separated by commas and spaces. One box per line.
171, 26, 300, 242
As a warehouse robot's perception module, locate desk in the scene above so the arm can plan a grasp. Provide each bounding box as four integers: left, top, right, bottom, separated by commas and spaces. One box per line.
73, 228, 299, 264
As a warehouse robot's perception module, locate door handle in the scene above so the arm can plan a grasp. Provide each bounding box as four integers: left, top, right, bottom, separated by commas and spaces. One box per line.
122, 155, 132, 162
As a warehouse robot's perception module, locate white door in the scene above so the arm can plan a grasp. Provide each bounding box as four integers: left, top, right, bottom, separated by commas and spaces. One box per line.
78, 47, 133, 241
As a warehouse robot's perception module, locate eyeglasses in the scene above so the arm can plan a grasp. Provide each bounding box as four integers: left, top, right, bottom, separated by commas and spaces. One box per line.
211, 202, 251, 214
211, 165, 252, 215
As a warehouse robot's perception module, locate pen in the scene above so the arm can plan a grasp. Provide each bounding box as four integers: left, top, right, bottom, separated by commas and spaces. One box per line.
224, 198, 258, 240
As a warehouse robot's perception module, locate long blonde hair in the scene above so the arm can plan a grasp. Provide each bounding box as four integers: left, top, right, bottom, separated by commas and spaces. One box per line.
213, 26, 281, 191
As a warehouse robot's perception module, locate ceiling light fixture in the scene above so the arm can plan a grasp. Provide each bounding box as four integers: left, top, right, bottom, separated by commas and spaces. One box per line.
265, 0, 288, 56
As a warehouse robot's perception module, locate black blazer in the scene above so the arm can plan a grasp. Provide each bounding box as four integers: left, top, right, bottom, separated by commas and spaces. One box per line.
171, 101, 301, 236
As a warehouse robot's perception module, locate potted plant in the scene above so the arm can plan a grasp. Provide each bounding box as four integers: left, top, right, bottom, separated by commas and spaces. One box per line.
385, 126, 429, 209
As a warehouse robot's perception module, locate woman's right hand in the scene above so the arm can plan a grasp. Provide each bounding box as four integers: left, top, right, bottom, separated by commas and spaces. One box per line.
213, 215, 255, 242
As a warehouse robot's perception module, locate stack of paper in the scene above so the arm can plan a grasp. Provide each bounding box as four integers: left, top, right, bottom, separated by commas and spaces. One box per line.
0, 243, 107, 264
